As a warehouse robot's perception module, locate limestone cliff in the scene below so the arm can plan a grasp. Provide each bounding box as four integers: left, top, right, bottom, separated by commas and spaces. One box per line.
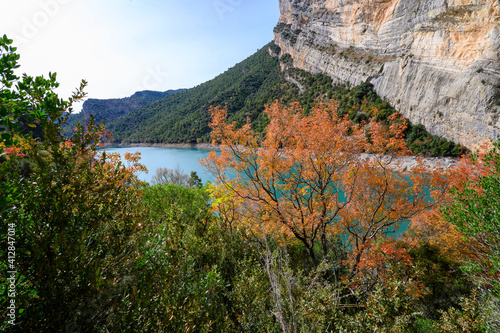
274, 0, 500, 150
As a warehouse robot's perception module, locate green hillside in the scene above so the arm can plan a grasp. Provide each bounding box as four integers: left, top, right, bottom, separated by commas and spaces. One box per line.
82, 90, 184, 124
106, 43, 284, 143
84, 42, 465, 156
63, 89, 183, 136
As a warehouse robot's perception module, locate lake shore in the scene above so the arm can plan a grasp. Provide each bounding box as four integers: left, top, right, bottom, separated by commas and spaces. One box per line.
104, 142, 221, 150
358, 154, 459, 172
106, 143, 460, 171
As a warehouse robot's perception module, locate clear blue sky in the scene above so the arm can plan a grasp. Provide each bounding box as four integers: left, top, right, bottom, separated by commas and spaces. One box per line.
0, 0, 280, 110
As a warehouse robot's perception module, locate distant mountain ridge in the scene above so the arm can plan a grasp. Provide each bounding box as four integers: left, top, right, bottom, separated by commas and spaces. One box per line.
64, 89, 184, 137
83, 89, 184, 123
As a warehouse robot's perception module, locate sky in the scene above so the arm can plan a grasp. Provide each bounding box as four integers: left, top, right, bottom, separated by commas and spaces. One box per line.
0, 0, 280, 111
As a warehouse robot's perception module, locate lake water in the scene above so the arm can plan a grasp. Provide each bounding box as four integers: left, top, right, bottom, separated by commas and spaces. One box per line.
103, 146, 412, 235
102, 146, 216, 184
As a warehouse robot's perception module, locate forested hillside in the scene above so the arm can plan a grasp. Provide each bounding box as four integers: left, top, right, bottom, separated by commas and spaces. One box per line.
63, 89, 183, 136
82, 42, 465, 156
83, 90, 184, 123
104, 43, 284, 144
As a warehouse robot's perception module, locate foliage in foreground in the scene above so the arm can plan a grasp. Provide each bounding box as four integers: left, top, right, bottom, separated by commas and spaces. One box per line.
0, 37, 149, 333
1, 35, 498, 332
444, 141, 500, 299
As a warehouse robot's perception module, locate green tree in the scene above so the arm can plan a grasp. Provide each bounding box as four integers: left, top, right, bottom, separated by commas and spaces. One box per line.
444, 140, 500, 298
0, 34, 62, 214
111, 184, 243, 332
0, 34, 25, 150
189, 171, 203, 188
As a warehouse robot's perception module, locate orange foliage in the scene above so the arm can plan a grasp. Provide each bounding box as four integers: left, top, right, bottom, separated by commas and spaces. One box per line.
407, 151, 491, 263
409, 209, 483, 263
29, 122, 149, 217
348, 239, 426, 300
203, 101, 445, 267
3, 146, 26, 158
1, 135, 29, 158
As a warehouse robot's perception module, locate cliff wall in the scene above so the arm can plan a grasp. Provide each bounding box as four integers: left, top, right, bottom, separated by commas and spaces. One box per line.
274, 0, 500, 150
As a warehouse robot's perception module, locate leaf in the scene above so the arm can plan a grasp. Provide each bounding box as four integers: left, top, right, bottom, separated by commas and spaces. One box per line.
203, 100, 432, 269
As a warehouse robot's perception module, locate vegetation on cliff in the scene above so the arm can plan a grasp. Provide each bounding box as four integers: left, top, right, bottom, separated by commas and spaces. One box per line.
73, 42, 465, 157
274, 0, 500, 150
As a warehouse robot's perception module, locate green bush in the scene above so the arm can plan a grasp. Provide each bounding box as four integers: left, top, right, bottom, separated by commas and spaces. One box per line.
0, 35, 146, 332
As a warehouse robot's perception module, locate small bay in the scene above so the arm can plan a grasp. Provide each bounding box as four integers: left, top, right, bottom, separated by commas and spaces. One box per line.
102, 146, 216, 184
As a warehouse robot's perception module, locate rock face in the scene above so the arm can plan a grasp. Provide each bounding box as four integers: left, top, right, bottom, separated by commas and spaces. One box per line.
274, 0, 500, 150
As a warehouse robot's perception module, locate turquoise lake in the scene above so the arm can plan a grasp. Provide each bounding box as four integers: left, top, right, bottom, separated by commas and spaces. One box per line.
102, 146, 217, 184
103, 146, 412, 235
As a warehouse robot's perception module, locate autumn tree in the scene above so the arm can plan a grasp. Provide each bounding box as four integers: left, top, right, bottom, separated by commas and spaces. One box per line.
203, 100, 446, 268
407, 146, 494, 281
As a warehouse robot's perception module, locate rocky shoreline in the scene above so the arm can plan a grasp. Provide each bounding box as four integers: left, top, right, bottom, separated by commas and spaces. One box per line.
358, 154, 459, 172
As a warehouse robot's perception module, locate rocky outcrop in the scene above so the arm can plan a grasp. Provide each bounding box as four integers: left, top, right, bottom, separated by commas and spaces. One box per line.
274, 0, 500, 150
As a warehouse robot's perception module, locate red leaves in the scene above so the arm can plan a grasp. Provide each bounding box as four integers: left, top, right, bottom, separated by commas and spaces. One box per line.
368, 113, 409, 155
204, 100, 447, 268
3, 146, 26, 158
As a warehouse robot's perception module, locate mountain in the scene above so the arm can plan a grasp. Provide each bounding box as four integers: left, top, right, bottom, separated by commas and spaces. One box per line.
81, 90, 185, 124
79, 41, 464, 156
64, 89, 184, 135
105, 43, 285, 144
274, 0, 500, 151
64, 1, 500, 153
